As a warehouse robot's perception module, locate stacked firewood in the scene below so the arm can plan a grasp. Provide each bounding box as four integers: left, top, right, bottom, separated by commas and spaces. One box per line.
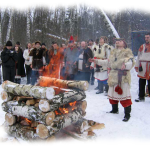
1, 78, 105, 141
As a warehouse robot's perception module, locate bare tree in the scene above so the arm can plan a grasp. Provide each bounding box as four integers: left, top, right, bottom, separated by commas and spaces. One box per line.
6, 8, 13, 42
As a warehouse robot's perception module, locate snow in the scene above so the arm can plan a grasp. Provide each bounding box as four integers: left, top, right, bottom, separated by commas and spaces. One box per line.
0, 67, 150, 148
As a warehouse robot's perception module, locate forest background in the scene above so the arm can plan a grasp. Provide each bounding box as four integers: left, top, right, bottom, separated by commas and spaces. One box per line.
0, 0, 150, 48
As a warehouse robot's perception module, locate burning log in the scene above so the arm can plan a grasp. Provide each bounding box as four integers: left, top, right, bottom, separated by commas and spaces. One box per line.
3, 122, 38, 140
39, 90, 86, 112
39, 76, 89, 91
2, 101, 55, 125
2, 80, 55, 100
36, 109, 82, 139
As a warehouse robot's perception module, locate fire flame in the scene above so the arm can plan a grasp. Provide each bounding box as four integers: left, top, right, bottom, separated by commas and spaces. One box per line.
25, 118, 32, 124
55, 101, 77, 115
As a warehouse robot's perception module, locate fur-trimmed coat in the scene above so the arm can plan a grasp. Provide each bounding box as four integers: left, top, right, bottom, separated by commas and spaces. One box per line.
108, 48, 135, 87
91, 43, 112, 81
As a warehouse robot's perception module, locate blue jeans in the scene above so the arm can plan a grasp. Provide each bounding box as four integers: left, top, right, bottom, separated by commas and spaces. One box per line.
31, 70, 40, 85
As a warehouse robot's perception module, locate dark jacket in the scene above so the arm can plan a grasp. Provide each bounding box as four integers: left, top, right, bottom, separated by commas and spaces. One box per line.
78, 47, 93, 72
15, 48, 26, 77
29, 48, 44, 70
1, 48, 18, 67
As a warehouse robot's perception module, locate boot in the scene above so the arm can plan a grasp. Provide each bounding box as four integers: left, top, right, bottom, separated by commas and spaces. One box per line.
94, 83, 99, 90
107, 104, 119, 114
103, 84, 109, 96
96, 82, 103, 94
122, 105, 131, 122
135, 97, 145, 102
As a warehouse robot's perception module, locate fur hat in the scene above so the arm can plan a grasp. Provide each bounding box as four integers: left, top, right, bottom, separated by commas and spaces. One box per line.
35, 41, 41, 45
6, 41, 12, 46
41, 43, 46, 46
115, 38, 127, 48
16, 41, 20, 45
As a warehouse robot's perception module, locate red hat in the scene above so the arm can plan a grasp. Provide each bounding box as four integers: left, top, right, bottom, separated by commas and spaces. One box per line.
69, 36, 74, 43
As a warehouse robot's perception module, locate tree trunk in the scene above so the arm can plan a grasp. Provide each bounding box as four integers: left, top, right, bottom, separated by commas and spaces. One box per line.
2, 101, 55, 125
3, 123, 55, 147
2, 81, 55, 100
39, 76, 89, 91
27, 9, 31, 43
6, 9, 13, 41
39, 90, 86, 112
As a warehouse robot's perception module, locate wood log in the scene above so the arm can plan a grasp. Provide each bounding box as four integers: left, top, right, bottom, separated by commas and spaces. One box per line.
5, 113, 16, 125
36, 109, 83, 138
26, 99, 40, 106
2, 80, 55, 100
34, 103, 39, 108
39, 90, 86, 112
1, 91, 14, 102
36, 124, 49, 139
2, 101, 55, 125
39, 76, 89, 91
3, 123, 55, 147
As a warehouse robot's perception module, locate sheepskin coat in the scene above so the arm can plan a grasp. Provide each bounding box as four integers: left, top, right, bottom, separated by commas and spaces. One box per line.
91, 43, 112, 81
108, 48, 135, 101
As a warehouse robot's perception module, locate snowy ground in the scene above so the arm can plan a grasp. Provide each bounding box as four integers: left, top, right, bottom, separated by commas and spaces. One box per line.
0, 68, 150, 149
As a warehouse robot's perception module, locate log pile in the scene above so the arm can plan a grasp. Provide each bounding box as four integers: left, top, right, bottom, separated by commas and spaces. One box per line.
1, 79, 105, 141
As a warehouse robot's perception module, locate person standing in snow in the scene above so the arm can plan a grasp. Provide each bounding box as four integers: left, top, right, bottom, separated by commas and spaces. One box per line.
1, 41, 18, 82
135, 33, 150, 102
23, 43, 32, 84
107, 38, 135, 122
63, 36, 79, 80
29, 41, 46, 85
14, 42, 26, 84
90, 36, 112, 95
76, 41, 93, 82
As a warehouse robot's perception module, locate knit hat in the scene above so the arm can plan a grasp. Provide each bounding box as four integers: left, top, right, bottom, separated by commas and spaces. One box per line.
6, 41, 12, 46
16, 41, 20, 45
41, 43, 46, 46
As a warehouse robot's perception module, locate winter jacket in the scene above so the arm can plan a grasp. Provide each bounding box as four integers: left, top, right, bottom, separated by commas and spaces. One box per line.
29, 48, 45, 71
23, 49, 32, 65
1, 48, 18, 67
78, 48, 93, 72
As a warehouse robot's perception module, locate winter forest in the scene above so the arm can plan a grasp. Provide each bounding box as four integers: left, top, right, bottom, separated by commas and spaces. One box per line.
0, 5, 150, 49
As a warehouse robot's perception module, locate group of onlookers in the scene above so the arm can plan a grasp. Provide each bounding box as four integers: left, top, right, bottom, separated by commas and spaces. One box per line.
1, 32, 150, 122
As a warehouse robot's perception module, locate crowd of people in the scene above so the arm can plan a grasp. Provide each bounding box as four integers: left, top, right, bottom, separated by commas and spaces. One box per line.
0, 33, 150, 122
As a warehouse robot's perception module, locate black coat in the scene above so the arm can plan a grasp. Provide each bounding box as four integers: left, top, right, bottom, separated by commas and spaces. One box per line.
78, 48, 93, 72
16, 48, 26, 77
1, 48, 18, 67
